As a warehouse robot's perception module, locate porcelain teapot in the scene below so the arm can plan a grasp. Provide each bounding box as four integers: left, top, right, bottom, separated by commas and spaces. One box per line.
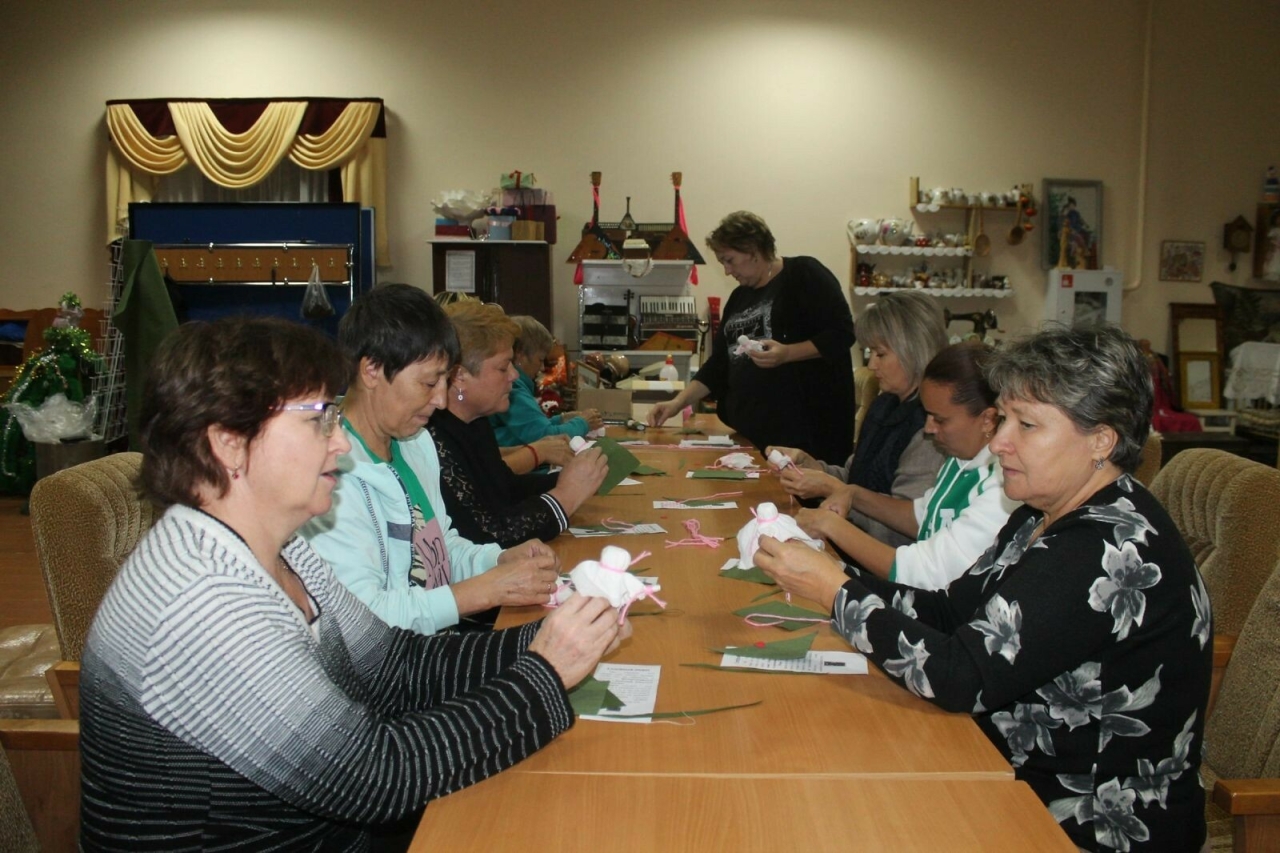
880, 218, 914, 246
847, 218, 881, 245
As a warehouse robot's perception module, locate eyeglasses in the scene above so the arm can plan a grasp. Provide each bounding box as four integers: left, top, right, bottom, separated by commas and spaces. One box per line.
280, 402, 342, 436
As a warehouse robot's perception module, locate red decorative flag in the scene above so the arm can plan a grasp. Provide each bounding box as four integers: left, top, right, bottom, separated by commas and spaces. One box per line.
673, 173, 697, 284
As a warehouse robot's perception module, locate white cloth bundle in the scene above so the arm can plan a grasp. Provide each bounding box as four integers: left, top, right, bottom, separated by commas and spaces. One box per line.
766, 449, 794, 470
733, 335, 766, 356
715, 452, 756, 470
563, 546, 665, 618
736, 502, 824, 568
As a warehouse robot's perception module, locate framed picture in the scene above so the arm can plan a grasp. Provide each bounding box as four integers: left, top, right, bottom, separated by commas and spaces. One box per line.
1159, 240, 1205, 282
1043, 179, 1103, 270
1253, 203, 1280, 280
1177, 351, 1221, 410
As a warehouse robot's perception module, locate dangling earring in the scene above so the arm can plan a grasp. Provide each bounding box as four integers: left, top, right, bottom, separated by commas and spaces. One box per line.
456, 387, 464, 402
1093, 458, 1105, 471
230, 466, 241, 480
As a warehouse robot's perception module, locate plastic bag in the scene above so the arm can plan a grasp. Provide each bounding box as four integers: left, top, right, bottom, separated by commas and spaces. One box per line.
301, 262, 334, 319
4, 392, 98, 443
431, 189, 495, 225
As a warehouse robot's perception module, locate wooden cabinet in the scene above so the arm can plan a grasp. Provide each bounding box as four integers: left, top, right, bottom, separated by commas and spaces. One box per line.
430, 240, 552, 328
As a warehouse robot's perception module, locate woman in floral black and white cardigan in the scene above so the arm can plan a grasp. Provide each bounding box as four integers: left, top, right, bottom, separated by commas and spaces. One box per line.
757, 325, 1211, 853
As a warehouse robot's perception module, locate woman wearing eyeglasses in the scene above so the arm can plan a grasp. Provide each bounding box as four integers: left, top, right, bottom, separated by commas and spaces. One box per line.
79, 316, 626, 850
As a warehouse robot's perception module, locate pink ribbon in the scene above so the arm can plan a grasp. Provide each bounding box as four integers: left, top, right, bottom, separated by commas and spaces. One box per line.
707, 459, 759, 471
665, 518, 725, 549
666, 491, 743, 507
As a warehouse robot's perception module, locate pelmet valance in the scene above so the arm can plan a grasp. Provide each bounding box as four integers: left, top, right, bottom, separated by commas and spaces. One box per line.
106, 97, 389, 262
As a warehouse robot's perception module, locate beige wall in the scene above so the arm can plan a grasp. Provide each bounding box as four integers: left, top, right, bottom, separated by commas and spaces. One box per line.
1, 0, 1277, 355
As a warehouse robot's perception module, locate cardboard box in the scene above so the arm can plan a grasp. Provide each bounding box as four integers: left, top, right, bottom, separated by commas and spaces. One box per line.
577, 385, 633, 422
511, 220, 545, 241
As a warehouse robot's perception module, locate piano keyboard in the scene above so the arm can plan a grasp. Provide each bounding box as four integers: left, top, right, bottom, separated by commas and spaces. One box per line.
639, 295, 697, 329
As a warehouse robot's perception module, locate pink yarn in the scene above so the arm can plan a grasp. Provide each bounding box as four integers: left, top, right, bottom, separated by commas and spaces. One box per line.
666, 491, 743, 507
664, 518, 724, 549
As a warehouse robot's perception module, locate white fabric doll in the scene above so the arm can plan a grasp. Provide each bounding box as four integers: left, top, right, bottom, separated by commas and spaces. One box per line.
767, 448, 795, 470
736, 502, 824, 569
733, 335, 766, 356
715, 452, 756, 470
558, 545, 666, 621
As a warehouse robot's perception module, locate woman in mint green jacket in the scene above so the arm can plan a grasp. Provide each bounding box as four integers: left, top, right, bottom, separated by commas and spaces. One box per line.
305, 285, 561, 634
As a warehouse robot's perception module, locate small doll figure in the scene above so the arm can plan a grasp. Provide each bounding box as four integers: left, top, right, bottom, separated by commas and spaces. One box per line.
736, 502, 824, 569
767, 449, 794, 470
560, 545, 666, 622
714, 452, 756, 470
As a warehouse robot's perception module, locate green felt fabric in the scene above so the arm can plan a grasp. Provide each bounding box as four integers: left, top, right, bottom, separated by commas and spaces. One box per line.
711, 632, 816, 660
732, 600, 829, 631
568, 674, 625, 715
594, 436, 642, 494
633, 464, 666, 476
720, 565, 776, 585
690, 469, 746, 480
115, 240, 179, 450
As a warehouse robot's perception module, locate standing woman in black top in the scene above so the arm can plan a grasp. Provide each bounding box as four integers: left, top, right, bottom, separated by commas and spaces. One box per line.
647, 211, 856, 464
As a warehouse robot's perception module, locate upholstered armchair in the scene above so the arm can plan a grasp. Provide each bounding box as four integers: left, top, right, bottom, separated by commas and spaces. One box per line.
0, 740, 39, 852
29, 452, 154, 661
1133, 431, 1163, 487
0, 718, 79, 852
853, 366, 879, 446
1202, 555, 1280, 852
1149, 448, 1280, 635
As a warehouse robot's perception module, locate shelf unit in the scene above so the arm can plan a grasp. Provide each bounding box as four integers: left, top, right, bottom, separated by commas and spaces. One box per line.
849, 177, 1030, 296
852, 286, 1014, 298
577, 260, 695, 351
431, 240, 552, 329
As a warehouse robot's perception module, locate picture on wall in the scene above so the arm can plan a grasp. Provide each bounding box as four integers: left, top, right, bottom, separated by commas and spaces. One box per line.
1254, 203, 1280, 281
1159, 240, 1205, 282
1043, 179, 1102, 270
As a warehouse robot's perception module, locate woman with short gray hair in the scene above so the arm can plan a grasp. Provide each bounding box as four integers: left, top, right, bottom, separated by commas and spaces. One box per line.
757, 324, 1211, 852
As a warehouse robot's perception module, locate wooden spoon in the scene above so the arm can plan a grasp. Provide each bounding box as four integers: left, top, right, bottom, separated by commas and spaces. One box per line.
973, 207, 991, 256
1007, 202, 1025, 245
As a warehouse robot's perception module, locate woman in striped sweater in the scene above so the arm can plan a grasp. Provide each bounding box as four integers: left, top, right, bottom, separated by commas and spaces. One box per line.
79, 316, 626, 852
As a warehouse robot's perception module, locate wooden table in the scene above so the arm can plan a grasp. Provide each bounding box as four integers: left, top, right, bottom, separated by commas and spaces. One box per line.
411, 423, 1069, 851
411, 774, 1077, 852
494, 424, 1010, 780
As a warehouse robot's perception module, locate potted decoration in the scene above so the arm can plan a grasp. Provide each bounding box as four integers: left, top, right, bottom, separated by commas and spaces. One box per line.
0, 292, 103, 495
